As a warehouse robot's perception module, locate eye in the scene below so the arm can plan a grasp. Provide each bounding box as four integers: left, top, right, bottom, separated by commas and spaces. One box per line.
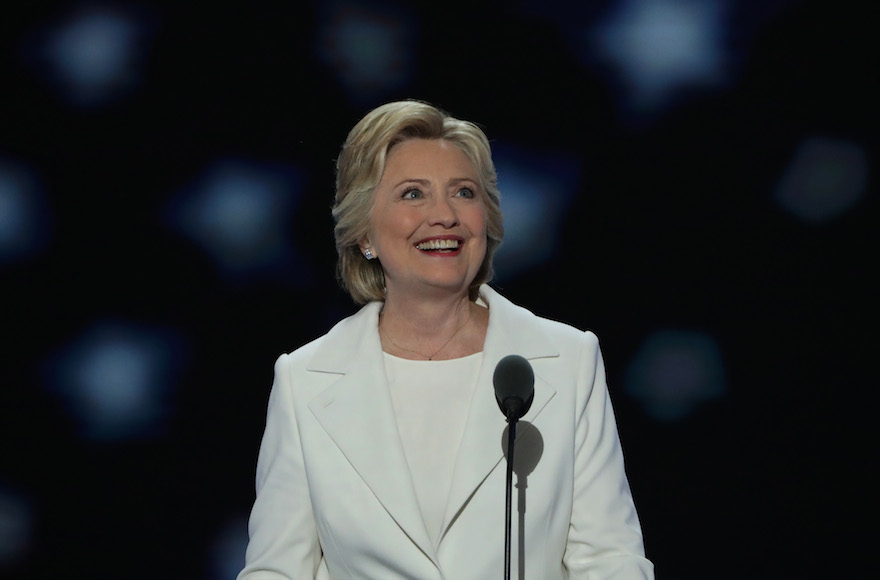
455, 187, 476, 199
401, 188, 423, 200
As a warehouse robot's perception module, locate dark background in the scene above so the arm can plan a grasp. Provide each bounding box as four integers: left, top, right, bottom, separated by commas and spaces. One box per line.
1, 1, 875, 578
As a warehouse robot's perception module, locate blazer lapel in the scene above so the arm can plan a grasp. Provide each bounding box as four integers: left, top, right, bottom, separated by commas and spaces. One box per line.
440, 286, 558, 540
306, 303, 437, 563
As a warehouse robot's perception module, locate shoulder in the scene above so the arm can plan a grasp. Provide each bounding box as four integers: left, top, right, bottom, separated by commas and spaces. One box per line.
275, 300, 383, 373
529, 314, 602, 374
482, 284, 600, 353
532, 311, 599, 345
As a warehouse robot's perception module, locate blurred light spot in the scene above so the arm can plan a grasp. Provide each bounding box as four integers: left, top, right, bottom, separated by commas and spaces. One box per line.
164, 160, 308, 282
492, 143, 579, 280
0, 161, 50, 265
208, 515, 248, 580
774, 137, 869, 223
0, 486, 33, 568
625, 329, 725, 421
315, 1, 416, 105
593, 0, 727, 111
45, 321, 184, 441
24, 6, 152, 107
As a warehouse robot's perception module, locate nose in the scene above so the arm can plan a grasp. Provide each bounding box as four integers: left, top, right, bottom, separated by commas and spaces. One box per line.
428, 195, 459, 228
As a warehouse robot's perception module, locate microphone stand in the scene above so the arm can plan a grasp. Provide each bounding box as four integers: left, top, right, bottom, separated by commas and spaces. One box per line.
493, 355, 534, 580
503, 409, 519, 580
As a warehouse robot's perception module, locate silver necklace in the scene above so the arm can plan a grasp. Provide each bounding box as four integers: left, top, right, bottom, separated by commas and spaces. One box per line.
379, 311, 471, 360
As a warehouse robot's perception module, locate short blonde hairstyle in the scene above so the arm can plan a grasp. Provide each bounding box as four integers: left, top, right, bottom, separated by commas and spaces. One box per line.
333, 100, 503, 304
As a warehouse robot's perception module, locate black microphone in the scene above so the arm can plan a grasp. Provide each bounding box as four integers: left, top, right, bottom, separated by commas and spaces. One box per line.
493, 354, 535, 580
493, 354, 535, 422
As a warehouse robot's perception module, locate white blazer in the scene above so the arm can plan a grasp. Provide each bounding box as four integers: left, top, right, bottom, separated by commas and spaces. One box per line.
239, 285, 654, 579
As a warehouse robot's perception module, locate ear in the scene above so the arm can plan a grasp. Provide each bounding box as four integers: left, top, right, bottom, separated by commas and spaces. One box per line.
358, 236, 371, 253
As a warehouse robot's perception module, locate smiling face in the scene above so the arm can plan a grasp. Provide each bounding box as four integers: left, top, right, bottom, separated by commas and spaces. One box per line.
362, 138, 488, 301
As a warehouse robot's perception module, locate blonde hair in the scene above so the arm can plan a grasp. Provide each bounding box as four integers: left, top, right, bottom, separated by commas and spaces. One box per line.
333, 100, 503, 304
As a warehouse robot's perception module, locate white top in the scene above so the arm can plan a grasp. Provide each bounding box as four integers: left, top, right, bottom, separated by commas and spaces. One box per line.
383, 351, 483, 547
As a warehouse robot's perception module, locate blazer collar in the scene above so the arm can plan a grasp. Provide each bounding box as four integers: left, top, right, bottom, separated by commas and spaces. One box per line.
306, 299, 384, 374
305, 285, 559, 559
306, 285, 558, 373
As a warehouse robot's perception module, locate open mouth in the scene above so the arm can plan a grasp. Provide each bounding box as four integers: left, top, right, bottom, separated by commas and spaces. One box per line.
415, 239, 461, 252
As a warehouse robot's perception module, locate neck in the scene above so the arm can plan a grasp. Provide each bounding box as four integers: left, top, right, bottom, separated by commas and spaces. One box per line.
382, 290, 472, 332
379, 288, 486, 360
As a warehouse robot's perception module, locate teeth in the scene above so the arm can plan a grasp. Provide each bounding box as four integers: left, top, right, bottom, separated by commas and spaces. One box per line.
417, 239, 460, 251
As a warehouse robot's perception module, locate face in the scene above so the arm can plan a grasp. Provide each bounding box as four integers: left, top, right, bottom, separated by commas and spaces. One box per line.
362, 138, 488, 301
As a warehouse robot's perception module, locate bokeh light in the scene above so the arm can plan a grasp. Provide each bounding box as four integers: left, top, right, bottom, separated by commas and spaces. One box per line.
44, 321, 185, 441
624, 329, 726, 421
0, 160, 50, 265
315, 1, 416, 105
208, 515, 249, 580
774, 136, 869, 224
492, 143, 579, 280
593, 0, 728, 112
23, 5, 153, 107
0, 485, 33, 570
163, 159, 307, 282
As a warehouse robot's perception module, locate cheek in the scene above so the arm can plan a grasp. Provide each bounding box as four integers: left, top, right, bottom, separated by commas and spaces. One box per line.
469, 209, 489, 257
370, 207, 417, 250
472, 206, 489, 237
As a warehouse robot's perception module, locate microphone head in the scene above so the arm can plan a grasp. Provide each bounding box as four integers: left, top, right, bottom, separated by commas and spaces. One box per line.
493, 354, 535, 420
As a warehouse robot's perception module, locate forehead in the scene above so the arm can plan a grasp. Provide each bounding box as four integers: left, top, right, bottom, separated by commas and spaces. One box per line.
382, 138, 477, 179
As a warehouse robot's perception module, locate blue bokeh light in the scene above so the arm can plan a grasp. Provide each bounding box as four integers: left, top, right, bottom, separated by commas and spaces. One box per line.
0, 160, 50, 265
44, 321, 185, 441
208, 515, 248, 580
774, 137, 869, 224
625, 328, 726, 421
593, 0, 728, 112
24, 5, 152, 107
492, 143, 579, 280
314, 1, 416, 105
0, 484, 33, 569
164, 159, 306, 281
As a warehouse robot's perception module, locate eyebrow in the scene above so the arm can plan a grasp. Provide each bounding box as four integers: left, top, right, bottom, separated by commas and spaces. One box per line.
392, 177, 479, 189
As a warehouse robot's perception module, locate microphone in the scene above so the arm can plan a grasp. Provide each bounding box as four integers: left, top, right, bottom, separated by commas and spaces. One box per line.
493, 354, 535, 580
493, 354, 535, 421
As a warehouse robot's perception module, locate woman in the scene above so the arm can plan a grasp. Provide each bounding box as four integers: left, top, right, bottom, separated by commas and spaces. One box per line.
239, 101, 654, 579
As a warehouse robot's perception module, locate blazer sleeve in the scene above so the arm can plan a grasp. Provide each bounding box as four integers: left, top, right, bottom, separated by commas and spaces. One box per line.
238, 353, 325, 580
563, 332, 655, 579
